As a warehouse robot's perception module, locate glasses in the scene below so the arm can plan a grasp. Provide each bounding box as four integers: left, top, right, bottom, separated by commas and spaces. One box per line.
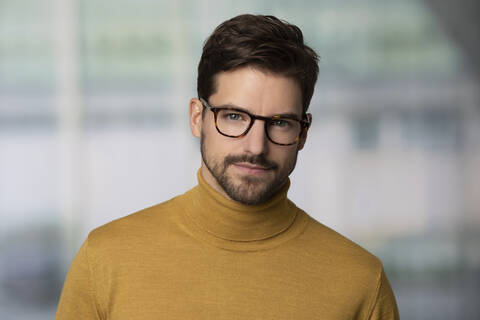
200, 98, 311, 146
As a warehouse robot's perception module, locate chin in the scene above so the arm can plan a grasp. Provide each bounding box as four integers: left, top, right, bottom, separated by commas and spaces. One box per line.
224, 175, 280, 205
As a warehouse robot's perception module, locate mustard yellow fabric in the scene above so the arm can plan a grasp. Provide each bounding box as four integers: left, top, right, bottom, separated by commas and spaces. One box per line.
56, 171, 400, 319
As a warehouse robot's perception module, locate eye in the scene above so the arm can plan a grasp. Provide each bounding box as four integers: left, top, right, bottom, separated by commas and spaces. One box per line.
221, 111, 248, 122
270, 119, 290, 127
226, 113, 242, 121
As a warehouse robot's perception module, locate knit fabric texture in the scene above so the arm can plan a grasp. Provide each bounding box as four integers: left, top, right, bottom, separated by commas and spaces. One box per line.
55, 171, 400, 319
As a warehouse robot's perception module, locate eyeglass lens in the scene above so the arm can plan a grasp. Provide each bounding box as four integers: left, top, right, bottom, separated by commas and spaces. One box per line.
215, 109, 301, 145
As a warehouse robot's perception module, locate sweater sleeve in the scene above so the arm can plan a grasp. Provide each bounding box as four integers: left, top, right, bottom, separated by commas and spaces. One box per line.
367, 267, 400, 320
55, 238, 102, 320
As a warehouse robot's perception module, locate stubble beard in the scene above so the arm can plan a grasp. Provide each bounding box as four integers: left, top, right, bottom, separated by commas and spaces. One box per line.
200, 131, 298, 205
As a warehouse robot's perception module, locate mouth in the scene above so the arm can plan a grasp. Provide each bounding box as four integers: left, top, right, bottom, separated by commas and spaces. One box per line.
232, 162, 272, 175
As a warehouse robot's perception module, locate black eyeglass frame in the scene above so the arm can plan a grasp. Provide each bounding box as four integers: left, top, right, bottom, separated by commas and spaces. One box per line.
200, 98, 311, 146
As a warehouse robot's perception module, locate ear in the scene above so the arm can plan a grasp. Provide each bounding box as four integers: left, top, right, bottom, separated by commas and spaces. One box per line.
189, 98, 203, 138
297, 113, 312, 151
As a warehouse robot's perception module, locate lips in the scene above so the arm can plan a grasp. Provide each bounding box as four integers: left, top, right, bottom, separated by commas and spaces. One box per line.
236, 162, 269, 170
233, 162, 271, 175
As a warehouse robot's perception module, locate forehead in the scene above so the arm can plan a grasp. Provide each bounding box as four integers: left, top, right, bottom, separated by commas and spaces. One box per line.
210, 67, 303, 116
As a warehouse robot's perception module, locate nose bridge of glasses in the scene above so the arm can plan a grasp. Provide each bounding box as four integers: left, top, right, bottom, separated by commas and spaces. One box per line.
242, 113, 269, 141
250, 113, 273, 129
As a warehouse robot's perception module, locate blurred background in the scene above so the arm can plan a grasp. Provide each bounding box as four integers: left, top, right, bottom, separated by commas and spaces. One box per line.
0, 0, 479, 319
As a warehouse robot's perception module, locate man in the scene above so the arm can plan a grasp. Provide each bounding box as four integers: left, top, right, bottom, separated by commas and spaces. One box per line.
56, 14, 399, 319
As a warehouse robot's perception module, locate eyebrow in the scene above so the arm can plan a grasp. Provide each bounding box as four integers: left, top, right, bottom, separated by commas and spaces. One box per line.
216, 103, 302, 120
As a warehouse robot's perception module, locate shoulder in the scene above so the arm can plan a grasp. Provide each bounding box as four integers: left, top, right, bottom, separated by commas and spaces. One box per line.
94, 197, 176, 234
84, 195, 185, 259
297, 212, 400, 317
297, 210, 383, 275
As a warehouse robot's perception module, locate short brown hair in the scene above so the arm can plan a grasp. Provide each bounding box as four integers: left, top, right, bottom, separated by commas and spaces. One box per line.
197, 14, 319, 113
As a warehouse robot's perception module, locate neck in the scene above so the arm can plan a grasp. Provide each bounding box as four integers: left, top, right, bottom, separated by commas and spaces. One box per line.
182, 169, 296, 242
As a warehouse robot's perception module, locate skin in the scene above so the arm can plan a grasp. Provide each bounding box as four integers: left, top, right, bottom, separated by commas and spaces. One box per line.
189, 66, 311, 205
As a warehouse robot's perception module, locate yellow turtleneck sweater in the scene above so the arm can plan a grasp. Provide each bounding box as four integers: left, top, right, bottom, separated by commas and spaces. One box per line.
56, 171, 399, 319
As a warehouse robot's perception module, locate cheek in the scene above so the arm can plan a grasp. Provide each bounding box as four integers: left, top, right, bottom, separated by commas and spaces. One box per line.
272, 148, 298, 167
202, 127, 231, 156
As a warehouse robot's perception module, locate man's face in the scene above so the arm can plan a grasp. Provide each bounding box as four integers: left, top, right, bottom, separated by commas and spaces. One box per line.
190, 67, 310, 205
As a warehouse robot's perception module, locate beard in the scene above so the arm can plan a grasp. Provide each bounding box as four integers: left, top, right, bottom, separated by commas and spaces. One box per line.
200, 131, 298, 205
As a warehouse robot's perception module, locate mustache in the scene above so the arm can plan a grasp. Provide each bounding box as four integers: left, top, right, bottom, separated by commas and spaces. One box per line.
224, 154, 278, 170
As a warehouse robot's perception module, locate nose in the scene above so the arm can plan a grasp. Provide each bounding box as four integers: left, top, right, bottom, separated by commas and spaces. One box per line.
242, 119, 269, 155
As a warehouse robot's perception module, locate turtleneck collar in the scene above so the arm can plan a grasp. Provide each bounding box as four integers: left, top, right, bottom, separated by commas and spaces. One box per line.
179, 170, 301, 246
